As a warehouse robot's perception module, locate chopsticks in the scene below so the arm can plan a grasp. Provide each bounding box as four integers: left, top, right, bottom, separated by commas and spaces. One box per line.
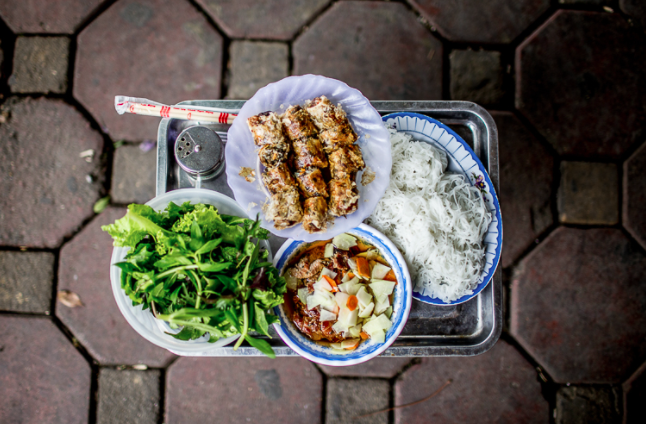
114, 96, 237, 124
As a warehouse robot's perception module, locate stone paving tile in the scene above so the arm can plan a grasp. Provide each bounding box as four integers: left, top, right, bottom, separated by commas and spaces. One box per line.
558, 161, 618, 225
226, 41, 288, 100
450, 49, 504, 106
394, 339, 548, 423
97, 369, 161, 424
111, 143, 157, 204
493, 112, 554, 268
517, 11, 646, 158
0, 97, 104, 248
196, 0, 329, 40
511, 228, 646, 384
326, 379, 389, 424
620, 0, 646, 28
58, 207, 176, 366
624, 363, 646, 424
293, 2, 442, 100
0, 315, 90, 424
74, 0, 223, 142
166, 357, 322, 424
320, 357, 411, 379
411, 0, 550, 43
10, 36, 69, 94
0, 0, 105, 34
0, 250, 54, 313
624, 143, 646, 249
555, 386, 621, 424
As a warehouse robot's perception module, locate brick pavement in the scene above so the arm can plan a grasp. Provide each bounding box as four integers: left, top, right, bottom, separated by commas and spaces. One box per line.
0, 1, 645, 423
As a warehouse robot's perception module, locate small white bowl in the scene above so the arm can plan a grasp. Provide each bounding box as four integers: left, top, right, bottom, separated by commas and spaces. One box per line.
271, 224, 412, 366
109, 188, 271, 356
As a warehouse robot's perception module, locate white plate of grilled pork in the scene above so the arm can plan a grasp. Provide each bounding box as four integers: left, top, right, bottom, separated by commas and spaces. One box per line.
225, 74, 392, 242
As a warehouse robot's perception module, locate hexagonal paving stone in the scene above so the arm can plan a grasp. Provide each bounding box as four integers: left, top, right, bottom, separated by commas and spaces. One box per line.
517, 11, 646, 158
624, 362, 646, 423
111, 143, 157, 204
511, 228, 646, 383
555, 386, 622, 424
394, 339, 548, 423
0, 315, 91, 424
57, 207, 176, 366
10, 36, 70, 94
0, 97, 104, 248
558, 161, 618, 225
320, 357, 411, 378
0, 0, 104, 34
226, 41, 289, 100
0, 250, 55, 313
411, 0, 550, 44
624, 142, 646, 249
327, 379, 389, 424
494, 112, 554, 268
197, 0, 329, 40
74, 0, 223, 142
166, 357, 322, 424
97, 369, 161, 424
293, 2, 442, 100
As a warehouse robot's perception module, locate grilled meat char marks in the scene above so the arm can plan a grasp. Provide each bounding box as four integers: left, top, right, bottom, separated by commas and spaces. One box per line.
307, 96, 362, 218
292, 137, 328, 169
329, 144, 365, 179
307, 96, 358, 153
328, 177, 360, 217
262, 164, 296, 195
295, 167, 328, 198
248, 111, 286, 146
263, 186, 303, 230
249, 96, 363, 231
302, 197, 328, 233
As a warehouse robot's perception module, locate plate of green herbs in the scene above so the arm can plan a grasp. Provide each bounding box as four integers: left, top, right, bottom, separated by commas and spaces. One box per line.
104, 189, 286, 358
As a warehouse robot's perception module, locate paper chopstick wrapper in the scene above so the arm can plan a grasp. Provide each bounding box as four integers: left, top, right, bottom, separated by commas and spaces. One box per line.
115, 96, 236, 124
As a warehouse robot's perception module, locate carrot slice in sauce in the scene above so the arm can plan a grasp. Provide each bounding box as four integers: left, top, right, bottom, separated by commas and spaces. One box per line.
383, 269, 397, 283
321, 274, 339, 292
360, 331, 370, 340
355, 256, 371, 279
344, 339, 360, 350
346, 295, 358, 311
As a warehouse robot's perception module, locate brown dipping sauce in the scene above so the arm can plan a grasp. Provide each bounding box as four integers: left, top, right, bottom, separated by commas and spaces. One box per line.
282, 238, 388, 344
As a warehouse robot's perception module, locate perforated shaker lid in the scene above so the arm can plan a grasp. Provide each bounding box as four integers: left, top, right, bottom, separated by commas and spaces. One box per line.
174, 126, 224, 177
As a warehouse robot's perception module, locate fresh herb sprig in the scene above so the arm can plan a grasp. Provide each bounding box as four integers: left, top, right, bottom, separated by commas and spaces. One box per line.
102, 201, 286, 358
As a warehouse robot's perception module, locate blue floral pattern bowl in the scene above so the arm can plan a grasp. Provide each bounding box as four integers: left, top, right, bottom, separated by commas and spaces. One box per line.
381, 112, 502, 306
272, 224, 412, 366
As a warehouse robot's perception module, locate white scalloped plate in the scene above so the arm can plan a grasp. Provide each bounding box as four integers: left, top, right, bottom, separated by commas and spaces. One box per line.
225, 75, 391, 242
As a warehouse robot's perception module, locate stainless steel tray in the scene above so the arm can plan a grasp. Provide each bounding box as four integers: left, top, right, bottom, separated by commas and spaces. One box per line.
157, 100, 502, 357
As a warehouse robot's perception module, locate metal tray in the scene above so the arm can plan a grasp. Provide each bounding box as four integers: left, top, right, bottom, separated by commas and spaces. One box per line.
157, 100, 502, 357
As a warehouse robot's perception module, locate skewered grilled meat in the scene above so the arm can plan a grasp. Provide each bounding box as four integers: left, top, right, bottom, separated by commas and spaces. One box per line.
328, 144, 365, 179
295, 167, 328, 198
262, 164, 296, 195
258, 141, 290, 168
302, 197, 328, 233
282, 105, 318, 141
247, 111, 286, 146
328, 177, 359, 217
292, 137, 328, 169
264, 186, 303, 229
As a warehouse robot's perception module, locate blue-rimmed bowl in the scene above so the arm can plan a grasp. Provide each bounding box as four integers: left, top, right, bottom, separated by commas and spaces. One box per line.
381, 112, 502, 306
272, 224, 412, 366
